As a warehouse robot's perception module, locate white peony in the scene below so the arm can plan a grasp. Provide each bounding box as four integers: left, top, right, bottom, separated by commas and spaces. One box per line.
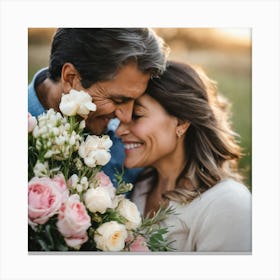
117, 199, 141, 230
94, 221, 128, 251
84, 187, 112, 214
59, 89, 96, 118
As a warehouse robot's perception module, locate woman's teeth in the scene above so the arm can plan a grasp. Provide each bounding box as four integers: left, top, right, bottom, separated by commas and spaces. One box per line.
124, 143, 142, 150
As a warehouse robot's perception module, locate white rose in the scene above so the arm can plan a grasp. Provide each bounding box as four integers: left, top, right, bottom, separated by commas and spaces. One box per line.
111, 194, 125, 209
117, 199, 141, 230
99, 135, 113, 150
95, 150, 111, 166
59, 89, 96, 118
84, 187, 112, 214
78, 135, 111, 167
84, 153, 97, 168
94, 221, 128, 251
78, 135, 99, 158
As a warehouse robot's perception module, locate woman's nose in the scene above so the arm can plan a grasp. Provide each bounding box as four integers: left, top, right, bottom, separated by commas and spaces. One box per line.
116, 122, 130, 137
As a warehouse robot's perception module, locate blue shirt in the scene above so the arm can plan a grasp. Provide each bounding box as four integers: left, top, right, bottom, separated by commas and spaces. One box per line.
28, 68, 143, 187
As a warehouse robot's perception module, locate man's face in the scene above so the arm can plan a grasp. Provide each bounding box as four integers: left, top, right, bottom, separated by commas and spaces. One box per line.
80, 63, 150, 135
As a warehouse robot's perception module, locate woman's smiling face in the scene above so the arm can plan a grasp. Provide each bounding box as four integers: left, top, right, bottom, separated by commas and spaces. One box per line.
116, 94, 179, 168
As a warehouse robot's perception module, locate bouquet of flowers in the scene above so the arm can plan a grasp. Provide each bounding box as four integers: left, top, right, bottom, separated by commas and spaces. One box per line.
28, 89, 174, 252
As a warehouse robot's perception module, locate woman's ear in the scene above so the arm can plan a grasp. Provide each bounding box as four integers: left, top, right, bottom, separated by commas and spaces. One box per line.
176, 120, 190, 138
61, 63, 81, 93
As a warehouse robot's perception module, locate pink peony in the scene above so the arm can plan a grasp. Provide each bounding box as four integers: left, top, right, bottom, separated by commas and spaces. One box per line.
28, 112, 37, 132
126, 235, 150, 252
28, 177, 66, 225
56, 194, 91, 249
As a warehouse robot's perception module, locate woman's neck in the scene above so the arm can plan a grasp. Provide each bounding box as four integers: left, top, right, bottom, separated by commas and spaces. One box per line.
153, 140, 186, 193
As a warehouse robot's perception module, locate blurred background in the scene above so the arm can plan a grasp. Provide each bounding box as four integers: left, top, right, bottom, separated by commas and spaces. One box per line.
28, 28, 252, 189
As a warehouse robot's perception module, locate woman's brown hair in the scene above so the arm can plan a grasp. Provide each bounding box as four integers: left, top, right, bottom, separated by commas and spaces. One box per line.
142, 60, 243, 204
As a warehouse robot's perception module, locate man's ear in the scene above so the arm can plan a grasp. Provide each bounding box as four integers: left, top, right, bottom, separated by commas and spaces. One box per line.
61, 63, 81, 93
176, 120, 190, 138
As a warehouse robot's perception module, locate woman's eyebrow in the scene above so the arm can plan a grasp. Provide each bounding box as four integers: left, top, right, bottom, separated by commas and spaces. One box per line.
134, 99, 146, 108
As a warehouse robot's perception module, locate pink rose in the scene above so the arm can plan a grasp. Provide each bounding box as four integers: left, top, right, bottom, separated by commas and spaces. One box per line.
95, 171, 115, 199
56, 194, 91, 249
28, 112, 37, 132
28, 177, 65, 225
126, 235, 150, 252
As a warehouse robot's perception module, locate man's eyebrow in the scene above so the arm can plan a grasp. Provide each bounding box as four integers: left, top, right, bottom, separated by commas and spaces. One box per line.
111, 95, 136, 102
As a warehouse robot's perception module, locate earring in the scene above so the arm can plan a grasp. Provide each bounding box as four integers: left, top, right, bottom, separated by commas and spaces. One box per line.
176, 129, 183, 138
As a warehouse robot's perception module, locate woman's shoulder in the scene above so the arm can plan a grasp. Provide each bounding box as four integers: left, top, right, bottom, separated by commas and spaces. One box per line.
171, 178, 252, 252
204, 178, 251, 205
171, 178, 251, 223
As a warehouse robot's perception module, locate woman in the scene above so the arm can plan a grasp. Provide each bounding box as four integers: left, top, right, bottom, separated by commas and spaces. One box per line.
116, 61, 251, 252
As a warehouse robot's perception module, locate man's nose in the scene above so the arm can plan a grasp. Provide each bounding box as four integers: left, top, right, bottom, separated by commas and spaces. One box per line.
115, 101, 134, 123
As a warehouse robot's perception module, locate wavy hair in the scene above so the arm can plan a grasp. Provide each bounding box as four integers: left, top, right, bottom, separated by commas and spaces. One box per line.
143, 60, 243, 204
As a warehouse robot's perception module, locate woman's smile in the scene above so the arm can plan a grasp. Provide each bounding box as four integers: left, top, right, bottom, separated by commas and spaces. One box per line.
123, 142, 143, 151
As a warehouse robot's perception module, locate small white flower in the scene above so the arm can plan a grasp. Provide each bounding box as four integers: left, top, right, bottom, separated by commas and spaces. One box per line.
68, 174, 79, 189
69, 135, 75, 146
79, 120, 86, 130
84, 187, 112, 214
44, 150, 54, 158
94, 221, 128, 251
59, 89, 96, 118
117, 198, 141, 230
76, 184, 83, 193
33, 161, 49, 177
80, 176, 89, 190
32, 108, 81, 161
32, 126, 39, 138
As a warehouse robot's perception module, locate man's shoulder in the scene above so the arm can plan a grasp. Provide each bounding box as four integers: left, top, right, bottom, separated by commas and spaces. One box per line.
28, 68, 48, 117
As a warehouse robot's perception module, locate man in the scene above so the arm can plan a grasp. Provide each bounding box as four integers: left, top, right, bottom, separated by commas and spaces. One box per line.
28, 28, 168, 185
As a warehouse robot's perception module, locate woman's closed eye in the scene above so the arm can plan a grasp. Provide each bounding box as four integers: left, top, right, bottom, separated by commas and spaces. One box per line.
132, 113, 142, 120
132, 103, 146, 121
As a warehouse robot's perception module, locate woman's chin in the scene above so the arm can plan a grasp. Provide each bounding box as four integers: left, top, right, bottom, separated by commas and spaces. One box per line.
124, 159, 143, 169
